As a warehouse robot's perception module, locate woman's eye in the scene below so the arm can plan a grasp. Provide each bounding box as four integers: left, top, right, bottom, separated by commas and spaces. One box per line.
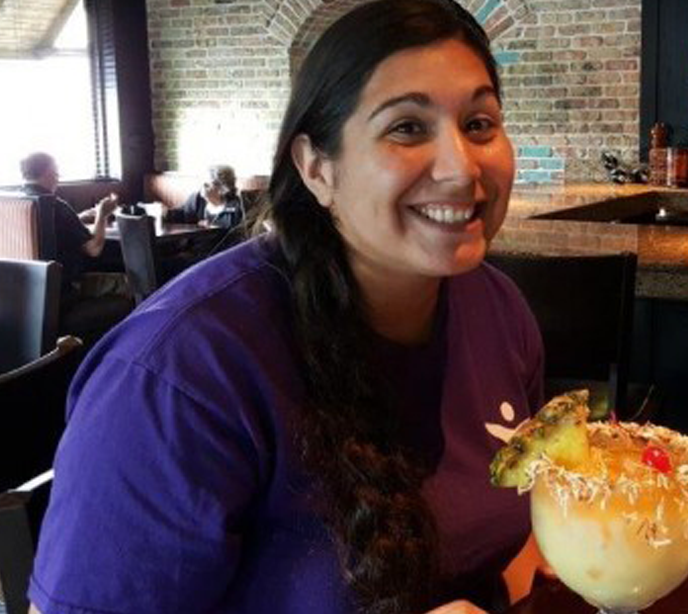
388, 120, 428, 139
465, 117, 497, 136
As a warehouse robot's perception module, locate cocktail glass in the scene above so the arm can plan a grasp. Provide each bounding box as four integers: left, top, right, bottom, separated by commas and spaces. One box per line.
529, 422, 688, 614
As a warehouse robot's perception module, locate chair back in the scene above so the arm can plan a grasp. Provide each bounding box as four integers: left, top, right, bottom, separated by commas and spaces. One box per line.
116, 213, 159, 305
0, 336, 83, 614
486, 252, 638, 413
0, 488, 41, 614
0, 193, 57, 261
0, 259, 62, 373
0, 335, 84, 490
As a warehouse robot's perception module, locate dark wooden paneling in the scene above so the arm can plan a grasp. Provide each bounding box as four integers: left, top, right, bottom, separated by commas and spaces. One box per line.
641, 0, 688, 158
639, 0, 658, 159
112, 0, 154, 204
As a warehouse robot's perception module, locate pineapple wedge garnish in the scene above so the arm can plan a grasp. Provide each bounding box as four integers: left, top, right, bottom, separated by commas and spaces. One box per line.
490, 390, 591, 488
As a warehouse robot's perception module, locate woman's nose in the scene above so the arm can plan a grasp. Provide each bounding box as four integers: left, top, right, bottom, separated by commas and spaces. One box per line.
430, 128, 480, 185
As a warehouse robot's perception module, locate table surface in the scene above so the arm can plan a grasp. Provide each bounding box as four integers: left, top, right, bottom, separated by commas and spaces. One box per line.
102, 221, 226, 242
507, 578, 688, 613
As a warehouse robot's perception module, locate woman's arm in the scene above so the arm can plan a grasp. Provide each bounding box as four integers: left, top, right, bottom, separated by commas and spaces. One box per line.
502, 532, 556, 604
28, 353, 263, 613
425, 601, 488, 613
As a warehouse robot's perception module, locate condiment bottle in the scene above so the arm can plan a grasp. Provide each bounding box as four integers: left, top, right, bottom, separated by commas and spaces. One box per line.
667, 148, 688, 188
649, 122, 669, 186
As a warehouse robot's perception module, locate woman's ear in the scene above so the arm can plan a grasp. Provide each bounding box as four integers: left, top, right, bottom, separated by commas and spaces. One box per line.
291, 134, 335, 208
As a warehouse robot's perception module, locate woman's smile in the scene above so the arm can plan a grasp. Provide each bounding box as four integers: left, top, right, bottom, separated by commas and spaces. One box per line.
410, 201, 482, 226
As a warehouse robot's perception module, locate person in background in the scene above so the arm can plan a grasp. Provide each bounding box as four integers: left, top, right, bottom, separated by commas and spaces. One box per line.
166, 164, 244, 229
20, 152, 121, 302
29, 1, 548, 613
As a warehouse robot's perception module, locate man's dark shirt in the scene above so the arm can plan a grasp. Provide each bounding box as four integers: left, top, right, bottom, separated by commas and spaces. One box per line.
23, 183, 92, 290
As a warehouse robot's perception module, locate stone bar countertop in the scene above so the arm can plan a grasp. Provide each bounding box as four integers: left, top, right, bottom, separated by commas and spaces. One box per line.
490, 183, 688, 301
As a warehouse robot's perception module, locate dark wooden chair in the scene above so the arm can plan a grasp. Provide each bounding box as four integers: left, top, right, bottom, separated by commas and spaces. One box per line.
117, 212, 230, 303
116, 213, 160, 305
0, 259, 62, 374
0, 335, 84, 614
0, 482, 50, 614
486, 251, 659, 422
0, 335, 84, 491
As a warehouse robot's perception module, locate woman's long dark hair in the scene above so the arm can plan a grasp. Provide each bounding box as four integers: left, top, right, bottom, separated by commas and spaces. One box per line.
265, 1, 501, 612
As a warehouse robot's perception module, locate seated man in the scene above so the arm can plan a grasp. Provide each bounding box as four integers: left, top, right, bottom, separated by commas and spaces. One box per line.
166, 164, 243, 229
20, 152, 131, 336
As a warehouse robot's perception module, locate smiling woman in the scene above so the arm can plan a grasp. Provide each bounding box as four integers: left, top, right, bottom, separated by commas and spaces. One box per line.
291, 38, 514, 342
29, 2, 544, 614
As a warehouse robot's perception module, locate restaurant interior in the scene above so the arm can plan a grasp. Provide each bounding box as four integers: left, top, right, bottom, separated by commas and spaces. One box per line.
1, 0, 688, 612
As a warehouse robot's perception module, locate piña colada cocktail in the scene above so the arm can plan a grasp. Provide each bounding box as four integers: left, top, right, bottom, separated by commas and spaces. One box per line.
491, 391, 688, 614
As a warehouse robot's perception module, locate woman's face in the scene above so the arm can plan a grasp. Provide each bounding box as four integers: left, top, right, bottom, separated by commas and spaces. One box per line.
304, 38, 514, 287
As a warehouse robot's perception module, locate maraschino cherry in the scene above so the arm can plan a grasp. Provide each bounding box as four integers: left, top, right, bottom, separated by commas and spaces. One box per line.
642, 444, 672, 473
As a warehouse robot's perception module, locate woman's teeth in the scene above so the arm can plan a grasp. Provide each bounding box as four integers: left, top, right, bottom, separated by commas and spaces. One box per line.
416, 204, 475, 224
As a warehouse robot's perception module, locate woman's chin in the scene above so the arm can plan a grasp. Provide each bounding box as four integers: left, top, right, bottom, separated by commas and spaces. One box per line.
450, 239, 487, 275
415, 242, 487, 278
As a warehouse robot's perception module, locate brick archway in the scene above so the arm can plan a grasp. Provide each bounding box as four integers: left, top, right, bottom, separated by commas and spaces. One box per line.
462, 0, 532, 39
264, 0, 370, 47
263, 0, 532, 51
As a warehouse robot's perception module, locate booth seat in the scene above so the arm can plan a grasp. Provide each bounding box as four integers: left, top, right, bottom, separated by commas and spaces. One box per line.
143, 172, 199, 211
57, 180, 122, 214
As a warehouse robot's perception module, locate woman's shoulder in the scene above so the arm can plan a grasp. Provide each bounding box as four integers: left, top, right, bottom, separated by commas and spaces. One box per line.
64, 233, 300, 449
99, 235, 292, 367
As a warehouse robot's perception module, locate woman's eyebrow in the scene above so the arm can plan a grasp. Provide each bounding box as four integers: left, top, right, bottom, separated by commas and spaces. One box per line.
367, 92, 431, 122
473, 84, 498, 102
367, 84, 498, 122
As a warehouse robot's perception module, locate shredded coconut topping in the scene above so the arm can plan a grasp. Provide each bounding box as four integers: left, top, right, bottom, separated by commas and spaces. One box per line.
525, 421, 688, 548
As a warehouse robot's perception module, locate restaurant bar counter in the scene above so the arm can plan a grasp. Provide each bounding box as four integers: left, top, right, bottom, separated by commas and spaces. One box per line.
492, 182, 688, 302
491, 182, 688, 434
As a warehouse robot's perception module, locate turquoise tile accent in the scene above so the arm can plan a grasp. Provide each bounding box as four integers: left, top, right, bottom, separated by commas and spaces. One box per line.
539, 158, 564, 170
475, 0, 501, 24
494, 50, 520, 66
519, 170, 554, 184
519, 146, 553, 158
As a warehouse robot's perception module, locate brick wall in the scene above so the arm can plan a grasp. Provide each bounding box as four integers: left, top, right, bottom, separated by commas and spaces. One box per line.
146, 0, 291, 177
488, 0, 642, 184
146, 0, 641, 184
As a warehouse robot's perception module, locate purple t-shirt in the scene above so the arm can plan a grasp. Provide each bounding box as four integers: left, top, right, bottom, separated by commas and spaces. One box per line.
30, 236, 543, 614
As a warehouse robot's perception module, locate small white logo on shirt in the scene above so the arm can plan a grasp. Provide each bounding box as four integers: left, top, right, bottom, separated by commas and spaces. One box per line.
485, 401, 519, 443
